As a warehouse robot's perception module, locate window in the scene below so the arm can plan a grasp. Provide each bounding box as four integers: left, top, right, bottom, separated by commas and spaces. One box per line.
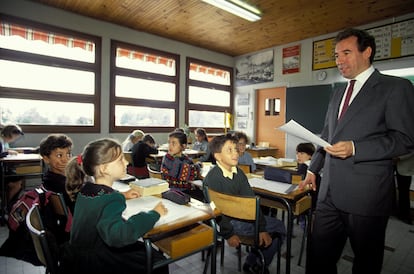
186, 58, 233, 132
110, 40, 179, 133
0, 14, 101, 133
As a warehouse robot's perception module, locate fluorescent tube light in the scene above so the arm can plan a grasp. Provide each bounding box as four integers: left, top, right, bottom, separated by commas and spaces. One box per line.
202, 0, 262, 22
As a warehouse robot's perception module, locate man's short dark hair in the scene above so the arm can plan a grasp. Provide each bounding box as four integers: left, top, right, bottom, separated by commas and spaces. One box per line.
335, 28, 376, 64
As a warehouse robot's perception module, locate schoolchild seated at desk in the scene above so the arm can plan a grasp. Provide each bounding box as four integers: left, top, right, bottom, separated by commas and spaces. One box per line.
0, 124, 25, 209
233, 131, 256, 172
61, 138, 168, 274
203, 134, 285, 273
161, 131, 203, 200
39, 133, 75, 213
296, 142, 319, 209
193, 128, 214, 163
129, 134, 158, 179
122, 129, 144, 152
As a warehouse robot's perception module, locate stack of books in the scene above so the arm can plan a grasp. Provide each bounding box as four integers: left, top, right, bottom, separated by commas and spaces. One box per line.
129, 178, 169, 196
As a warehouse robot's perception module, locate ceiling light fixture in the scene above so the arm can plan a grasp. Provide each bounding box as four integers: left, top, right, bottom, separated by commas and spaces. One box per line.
202, 0, 262, 22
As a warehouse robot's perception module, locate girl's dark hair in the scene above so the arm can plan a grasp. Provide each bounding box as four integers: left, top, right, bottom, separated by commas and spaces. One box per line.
335, 28, 376, 64
39, 134, 73, 157
142, 134, 155, 144
65, 138, 122, 201
195, 128, 208, 142
0, 124, 24, 138
209, 134, 237, 155
169, 131, 187, 146
296, 142, 315, 156
232, 131, 249, 143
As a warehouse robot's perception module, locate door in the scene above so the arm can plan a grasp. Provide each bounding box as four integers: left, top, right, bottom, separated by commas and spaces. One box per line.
255, 87, 286, 157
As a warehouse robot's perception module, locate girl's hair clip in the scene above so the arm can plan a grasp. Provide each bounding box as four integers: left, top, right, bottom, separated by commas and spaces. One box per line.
77, 154, 83, 165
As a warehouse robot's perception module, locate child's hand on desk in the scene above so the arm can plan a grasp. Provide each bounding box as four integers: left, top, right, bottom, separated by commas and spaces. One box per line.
299, 172, 317, 191
7, 150, 18, 155
227, 235, 241, 247
122, 189, 141, 199
153, 201, 168, 217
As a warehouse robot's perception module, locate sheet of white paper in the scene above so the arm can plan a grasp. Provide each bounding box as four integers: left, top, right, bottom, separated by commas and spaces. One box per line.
122, 196, 206, 227
253, 156, 278, 166
277, 119, 331, 147
248, 177, 298, 194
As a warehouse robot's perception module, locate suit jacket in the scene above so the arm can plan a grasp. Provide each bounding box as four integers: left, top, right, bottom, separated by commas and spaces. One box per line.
309, 69, 414, 216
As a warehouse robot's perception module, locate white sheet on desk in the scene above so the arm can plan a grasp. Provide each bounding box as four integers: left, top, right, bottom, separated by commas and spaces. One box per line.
248, 177, 298, 194
253, 156, 278, 165
122, 196, 207, 227
112, 181, 132, 192
191, 179, 203, 188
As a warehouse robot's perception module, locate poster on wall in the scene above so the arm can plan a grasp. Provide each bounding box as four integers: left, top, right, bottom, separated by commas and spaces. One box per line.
282, 45, 301, 74
235, 50, 274, 86
237, 94, 250, 106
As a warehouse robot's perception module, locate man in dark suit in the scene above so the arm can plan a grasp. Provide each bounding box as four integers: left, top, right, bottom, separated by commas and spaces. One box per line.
300, 28, 414, 274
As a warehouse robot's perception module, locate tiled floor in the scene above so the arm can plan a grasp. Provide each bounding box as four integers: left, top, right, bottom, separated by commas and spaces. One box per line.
1, 211, 413, 274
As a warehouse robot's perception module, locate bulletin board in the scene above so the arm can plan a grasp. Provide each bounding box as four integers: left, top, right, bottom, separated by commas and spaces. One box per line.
312, 18, 414, 70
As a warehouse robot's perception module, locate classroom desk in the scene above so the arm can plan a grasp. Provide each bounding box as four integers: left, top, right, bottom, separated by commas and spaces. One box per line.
247, 147, 278, 158
114, 182, 218, 274
149, 149, 206, 162
246, 173, 312, 274
0, 153, 43, 225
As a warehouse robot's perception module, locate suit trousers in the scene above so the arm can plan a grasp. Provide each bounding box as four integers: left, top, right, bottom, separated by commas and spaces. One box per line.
307, 189, 389, 274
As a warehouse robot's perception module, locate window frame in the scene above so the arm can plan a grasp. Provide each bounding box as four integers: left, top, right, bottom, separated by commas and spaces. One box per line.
0, 14, 102, 133
110, 40, 180, 133
185, 57, 234, 133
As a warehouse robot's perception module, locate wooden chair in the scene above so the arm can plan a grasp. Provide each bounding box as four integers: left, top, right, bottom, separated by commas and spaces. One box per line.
26, 204, 59, 274
238, 164, 251, 174
147, 164, 162, 179
205, 187, 274, 273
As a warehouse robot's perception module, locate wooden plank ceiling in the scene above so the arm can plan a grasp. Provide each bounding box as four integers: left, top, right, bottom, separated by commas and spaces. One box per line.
33, 0, 414, 57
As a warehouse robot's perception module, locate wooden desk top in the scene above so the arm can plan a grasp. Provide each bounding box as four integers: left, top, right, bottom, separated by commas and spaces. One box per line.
121, 195, 215, 237
246, 173, 308, 201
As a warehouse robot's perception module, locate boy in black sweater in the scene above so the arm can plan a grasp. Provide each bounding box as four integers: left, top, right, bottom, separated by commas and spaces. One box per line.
203, 134, 285, 273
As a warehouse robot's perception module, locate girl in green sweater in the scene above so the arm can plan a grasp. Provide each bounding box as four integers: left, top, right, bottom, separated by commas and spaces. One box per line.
61, 138, 168, 274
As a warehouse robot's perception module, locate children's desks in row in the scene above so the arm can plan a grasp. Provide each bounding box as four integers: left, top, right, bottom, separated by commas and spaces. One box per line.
113, 181, 218, 273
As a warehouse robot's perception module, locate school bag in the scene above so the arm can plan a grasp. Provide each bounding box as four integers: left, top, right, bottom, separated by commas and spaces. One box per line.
0, 186, 72, 265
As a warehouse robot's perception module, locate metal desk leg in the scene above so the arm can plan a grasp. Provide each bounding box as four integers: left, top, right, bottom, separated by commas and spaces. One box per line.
285, 202, 292, 274
145, 238, 153, 274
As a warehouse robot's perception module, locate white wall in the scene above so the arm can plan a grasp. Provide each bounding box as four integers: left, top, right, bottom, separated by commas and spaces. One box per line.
233, 13, 414, 158
0, 0, 235, 153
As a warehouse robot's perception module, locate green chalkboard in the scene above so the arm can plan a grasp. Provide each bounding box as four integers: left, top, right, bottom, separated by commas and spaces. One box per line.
286, 84, 334, 134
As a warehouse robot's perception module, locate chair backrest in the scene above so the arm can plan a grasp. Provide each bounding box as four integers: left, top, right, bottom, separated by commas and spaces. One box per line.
206, 187, 261, 248
206, 187, 259, 221
264, 166, 292, 184
238, 164, 251, 174
26, 204, 59, 274
147, 164, 162, 179
48, 192, 69, 219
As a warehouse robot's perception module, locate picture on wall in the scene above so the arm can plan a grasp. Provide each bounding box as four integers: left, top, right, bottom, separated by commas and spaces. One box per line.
235, 50, 274, 86
282, 45, 301, 74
